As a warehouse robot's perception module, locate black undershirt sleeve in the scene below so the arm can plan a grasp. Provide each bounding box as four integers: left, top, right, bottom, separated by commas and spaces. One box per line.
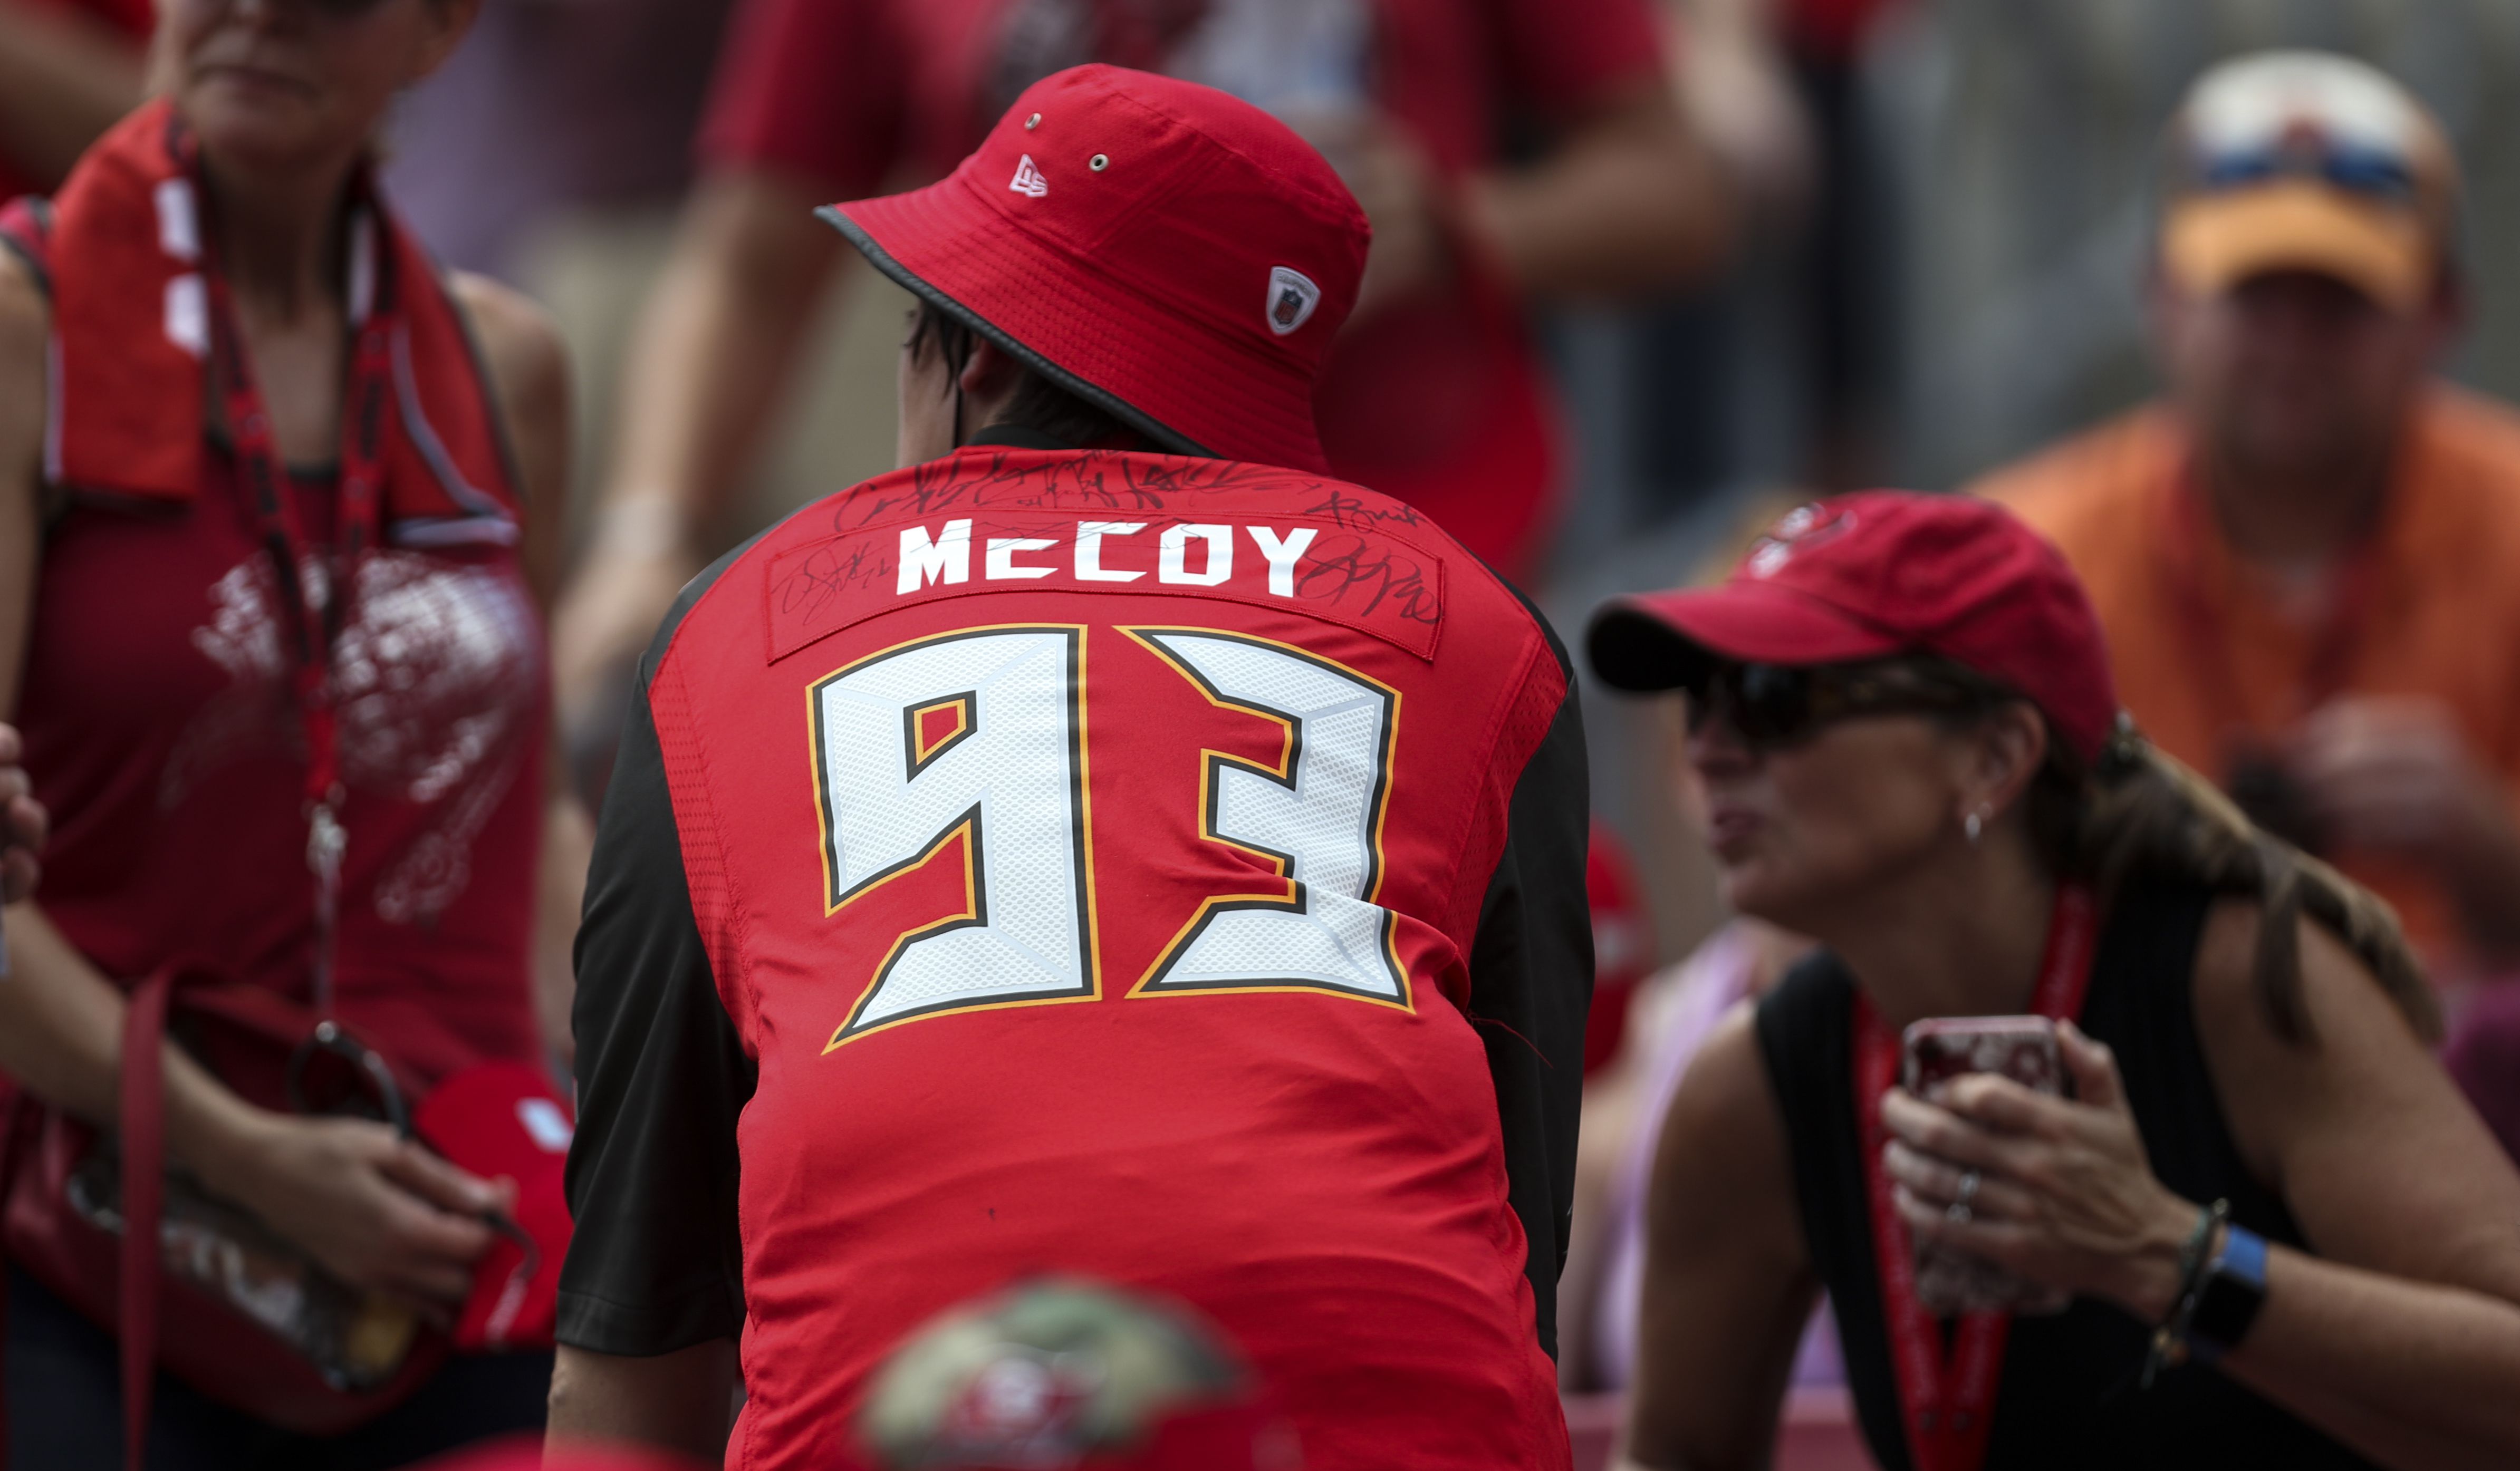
555, 591, 757, 1356
1465, 628, 1594, 1362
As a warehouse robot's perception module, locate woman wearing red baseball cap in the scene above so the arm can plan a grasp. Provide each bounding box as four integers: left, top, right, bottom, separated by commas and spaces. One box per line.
1594, 493, 2520, 1471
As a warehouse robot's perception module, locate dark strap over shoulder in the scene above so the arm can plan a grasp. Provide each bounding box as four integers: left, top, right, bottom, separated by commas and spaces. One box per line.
1754, 954, 1913, 1465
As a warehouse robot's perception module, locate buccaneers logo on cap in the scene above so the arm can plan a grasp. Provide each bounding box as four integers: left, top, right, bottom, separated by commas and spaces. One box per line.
1747, 502, 1858, 579
1265, 266, 1320, 336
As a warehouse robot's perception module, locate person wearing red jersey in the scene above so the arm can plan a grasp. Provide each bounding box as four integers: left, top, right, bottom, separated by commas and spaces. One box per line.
0, 0, 582, 1460
546, 0, 1734, 747
549, 66, 1592, 1471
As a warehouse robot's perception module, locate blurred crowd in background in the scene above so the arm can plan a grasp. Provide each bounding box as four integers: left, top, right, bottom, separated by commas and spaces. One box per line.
355, 0, 2520, 973
32, 0, 2463, 951
11, 0, 2520, 1457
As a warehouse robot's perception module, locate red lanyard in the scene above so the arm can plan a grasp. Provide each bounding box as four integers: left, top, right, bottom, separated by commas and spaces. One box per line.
197, 185, 400, 1016
1853, 882, 2099, 1471
2160, 465, 2383, 746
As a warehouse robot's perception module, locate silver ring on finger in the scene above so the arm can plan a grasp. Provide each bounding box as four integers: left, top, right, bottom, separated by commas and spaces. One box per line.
1945, 1200, 1973, 1225
1957, 1168, 1982, 1208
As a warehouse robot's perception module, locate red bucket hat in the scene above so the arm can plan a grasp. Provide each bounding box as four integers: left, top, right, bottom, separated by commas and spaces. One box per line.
1586, 491, 2123, 764
820, 64, 1370, 476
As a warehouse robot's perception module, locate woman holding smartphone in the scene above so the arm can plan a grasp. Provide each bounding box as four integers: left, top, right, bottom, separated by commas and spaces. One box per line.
1592, 492, 2520, 1471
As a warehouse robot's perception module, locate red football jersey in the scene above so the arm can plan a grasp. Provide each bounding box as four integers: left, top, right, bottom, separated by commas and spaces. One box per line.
560, 443, 1592, 1470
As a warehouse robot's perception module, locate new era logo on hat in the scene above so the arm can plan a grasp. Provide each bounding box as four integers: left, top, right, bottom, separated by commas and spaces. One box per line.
1009, 154, 1049, 199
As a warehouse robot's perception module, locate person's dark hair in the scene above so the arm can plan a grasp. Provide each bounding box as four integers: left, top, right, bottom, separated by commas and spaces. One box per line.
1896, 655, 2437, 1046
906, 301, 1147, 450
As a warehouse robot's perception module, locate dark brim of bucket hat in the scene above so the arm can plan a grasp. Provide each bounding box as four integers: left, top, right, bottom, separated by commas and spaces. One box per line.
820, 168, 1333, 476
820, 206, 1218, 461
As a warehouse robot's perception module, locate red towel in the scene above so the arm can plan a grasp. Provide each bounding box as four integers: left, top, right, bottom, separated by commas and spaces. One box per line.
16, 100, 515, 537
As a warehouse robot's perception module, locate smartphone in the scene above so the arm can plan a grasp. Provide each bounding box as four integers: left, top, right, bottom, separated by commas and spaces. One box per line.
1899, 1015, 2072, 1317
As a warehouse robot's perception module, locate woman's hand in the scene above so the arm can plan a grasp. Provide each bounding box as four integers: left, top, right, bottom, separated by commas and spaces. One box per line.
212, 1111, 513, 1312
1879, 1020, 2201, 1322
0, 720, 48, 903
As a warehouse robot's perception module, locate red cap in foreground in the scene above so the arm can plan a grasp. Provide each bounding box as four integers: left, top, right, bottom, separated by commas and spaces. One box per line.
854, 1278, 1301, 1471
1586, 491, 2121, 764
822, 64, 1369, 476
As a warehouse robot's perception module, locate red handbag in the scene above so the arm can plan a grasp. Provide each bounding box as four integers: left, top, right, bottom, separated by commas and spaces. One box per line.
0, 963, 572, 1469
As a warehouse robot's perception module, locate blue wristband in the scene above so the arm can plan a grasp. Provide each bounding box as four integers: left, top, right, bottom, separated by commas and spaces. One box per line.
2187, 1224, 2269, 1363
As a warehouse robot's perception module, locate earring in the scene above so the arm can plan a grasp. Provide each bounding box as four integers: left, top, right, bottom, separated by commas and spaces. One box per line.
1965, 808, 1985, 845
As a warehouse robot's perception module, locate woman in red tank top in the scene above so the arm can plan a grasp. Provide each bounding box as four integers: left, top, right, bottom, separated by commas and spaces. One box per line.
0, 0, 580, 1461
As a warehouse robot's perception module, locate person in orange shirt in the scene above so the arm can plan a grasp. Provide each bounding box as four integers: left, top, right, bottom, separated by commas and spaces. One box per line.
1979, 52, 2520, 1003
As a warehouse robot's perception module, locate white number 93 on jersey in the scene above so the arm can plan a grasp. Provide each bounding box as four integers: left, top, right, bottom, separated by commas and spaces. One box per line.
809, 623, 1405, 1049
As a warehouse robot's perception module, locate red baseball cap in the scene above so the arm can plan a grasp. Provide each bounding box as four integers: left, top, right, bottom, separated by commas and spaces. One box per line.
821, 64, 1369, 476
1586, 492, 2122, 764
410, 1060, 575, 1352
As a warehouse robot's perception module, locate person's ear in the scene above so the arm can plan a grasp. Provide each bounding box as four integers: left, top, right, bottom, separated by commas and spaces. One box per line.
410, 0, 484, 86
956, 337, 1025, 402
1967, 702, 2049, 826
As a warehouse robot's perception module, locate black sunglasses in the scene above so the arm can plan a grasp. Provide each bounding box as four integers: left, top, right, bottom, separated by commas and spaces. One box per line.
1678, 660, 1998, 750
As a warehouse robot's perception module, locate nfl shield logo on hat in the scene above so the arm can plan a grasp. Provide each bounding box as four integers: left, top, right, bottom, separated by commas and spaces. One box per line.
1265, 266, 1320, 336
